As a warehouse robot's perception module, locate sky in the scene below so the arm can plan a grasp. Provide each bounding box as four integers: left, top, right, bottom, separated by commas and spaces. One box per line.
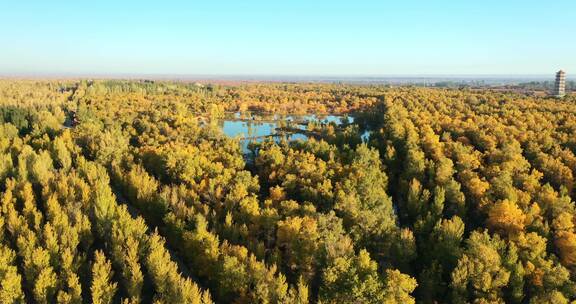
0, 0, 574, 77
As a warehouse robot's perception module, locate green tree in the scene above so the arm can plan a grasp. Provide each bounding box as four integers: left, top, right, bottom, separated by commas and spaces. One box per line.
91, 250, 118, 304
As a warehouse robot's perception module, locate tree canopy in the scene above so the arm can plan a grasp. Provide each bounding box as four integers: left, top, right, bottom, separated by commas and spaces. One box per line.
0, 79, 575, 303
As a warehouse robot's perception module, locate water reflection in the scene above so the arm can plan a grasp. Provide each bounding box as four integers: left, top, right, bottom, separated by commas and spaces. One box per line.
221, 121, 277, 138
361, 131, 371, 142
220, 113, 355, 153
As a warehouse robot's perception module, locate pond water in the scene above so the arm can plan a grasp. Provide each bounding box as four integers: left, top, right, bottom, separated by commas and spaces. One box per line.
219, 113, 361, 153
222, 121, 277, 138
230, 112, 354, 125
361, 131, 371, 142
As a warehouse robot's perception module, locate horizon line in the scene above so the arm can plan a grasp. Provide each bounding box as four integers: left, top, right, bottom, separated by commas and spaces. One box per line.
0, 72, 571, 81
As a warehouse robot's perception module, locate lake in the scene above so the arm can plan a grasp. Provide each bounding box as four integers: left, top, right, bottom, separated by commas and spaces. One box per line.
220, 113, 358, 153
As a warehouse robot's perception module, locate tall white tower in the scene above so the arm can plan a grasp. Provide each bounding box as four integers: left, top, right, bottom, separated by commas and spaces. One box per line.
554, 70, 566, 97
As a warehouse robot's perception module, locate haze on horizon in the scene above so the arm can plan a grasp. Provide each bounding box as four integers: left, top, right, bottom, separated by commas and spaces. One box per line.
1, 0, 574, 77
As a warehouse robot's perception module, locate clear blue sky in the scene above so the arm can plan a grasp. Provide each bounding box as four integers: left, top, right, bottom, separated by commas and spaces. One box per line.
1, 1, 574, 76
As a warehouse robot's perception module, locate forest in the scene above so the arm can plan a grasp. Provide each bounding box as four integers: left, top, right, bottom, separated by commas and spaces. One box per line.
0, 79, 576, 303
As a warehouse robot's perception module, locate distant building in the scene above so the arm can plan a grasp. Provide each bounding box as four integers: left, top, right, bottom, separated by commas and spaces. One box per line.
554, 70, 566, 97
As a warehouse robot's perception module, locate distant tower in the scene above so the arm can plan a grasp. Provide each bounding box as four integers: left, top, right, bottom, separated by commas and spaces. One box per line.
554, 70, 566, 97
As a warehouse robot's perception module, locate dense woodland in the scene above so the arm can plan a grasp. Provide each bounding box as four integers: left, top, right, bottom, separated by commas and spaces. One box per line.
0, 79, 576, 303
